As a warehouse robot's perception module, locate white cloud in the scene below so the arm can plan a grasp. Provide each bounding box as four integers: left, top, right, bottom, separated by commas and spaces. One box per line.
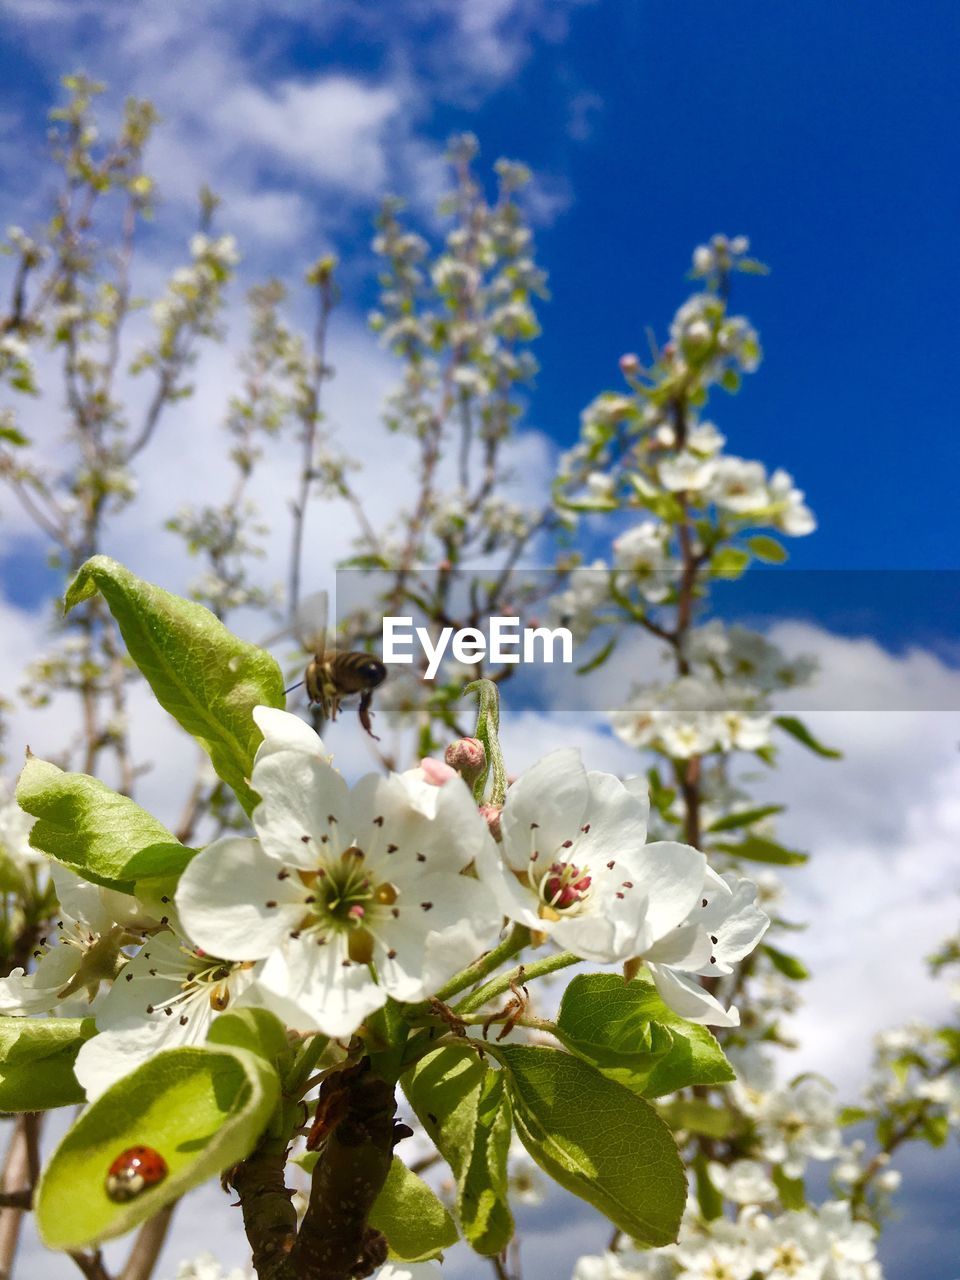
211, 76, 404, 195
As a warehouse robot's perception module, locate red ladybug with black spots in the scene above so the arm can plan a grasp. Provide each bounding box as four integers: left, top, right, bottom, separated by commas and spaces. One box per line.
104, 1146, 168, 1202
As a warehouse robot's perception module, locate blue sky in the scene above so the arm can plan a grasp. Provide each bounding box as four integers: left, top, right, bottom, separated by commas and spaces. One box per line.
3, 0, 960, 575
2, 3, 960, 1278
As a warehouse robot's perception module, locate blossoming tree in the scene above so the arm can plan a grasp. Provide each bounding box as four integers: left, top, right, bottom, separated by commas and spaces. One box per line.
0, 78, 957, 1280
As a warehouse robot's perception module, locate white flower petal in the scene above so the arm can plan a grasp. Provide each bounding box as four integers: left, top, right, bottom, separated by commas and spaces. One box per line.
474, 842, 545, 933
698, 870, 769, 972
0, 945, 81, 1015
257, 940, 386, 1038
500, 749, 588, 872
253, 706, 328, 763
647, 963, 740, 1027
252, 751, 351, 870
377, 872, 501, 1001
619, 840, 707, 949
75, 1022, 173, 1100
176, 838, 301, 960
644, 923, 713, 969
576, 770, 650, 862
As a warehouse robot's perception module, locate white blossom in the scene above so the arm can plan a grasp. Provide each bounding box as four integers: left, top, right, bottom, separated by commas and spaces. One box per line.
176, 709, 501, 1037
74, 930, 260, 1099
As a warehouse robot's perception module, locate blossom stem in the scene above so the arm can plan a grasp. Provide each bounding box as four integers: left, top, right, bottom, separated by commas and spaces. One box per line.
429, 923, 530, 1005
456, 951, 581, 1014
284, 1034, 331, 1098
463, 678, 508, 805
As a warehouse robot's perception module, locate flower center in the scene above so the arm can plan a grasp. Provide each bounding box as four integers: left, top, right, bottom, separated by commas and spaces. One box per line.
536, 860, 593, 918
771, 1243, 806, 1273
297, 847, 399, 965
139, 945, 249, 1028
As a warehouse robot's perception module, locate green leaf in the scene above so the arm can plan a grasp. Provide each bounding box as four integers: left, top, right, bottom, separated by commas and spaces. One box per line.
64, 556, 285, 812
693, 1151, 724, 1221
762, 944, 810, 981
713, 834, 808, 866
645, 768, 677, 819
920, 1112, 950, 1148
657, 1098, 739, 1139
36, 1045, 279, 1249
0, 424, 29, 446
707, 804, 785, 833
402, 1045, 513, 1255
458, 1069, 514, 1254
556, 974, 734, 1098
710, 547, 751, 579
0, 1016, 97, 1111
773, 1165, 806, 1209
838, 1106, 871, 1127
500, 1045, 685, 1246
16, 756, 192, 892
774, 715, 843, 759
747, 534, 788, 564
368, 1157, 459, 1262
576, 634, 617, 676
206, 1008, 294, 1076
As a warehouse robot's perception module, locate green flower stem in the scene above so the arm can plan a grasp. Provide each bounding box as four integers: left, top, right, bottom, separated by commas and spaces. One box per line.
456, 950, 582, 1014
463, 678, 508, 805
284, 1033, 330, 1098
457, 1013, 557, 1035
423, 923, 530, 1009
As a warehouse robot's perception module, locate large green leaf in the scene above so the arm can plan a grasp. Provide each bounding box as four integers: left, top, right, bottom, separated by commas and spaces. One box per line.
500, 1045, 685, 1247
16, 756, 191, 892
36, 1045, 279, 1249
368, 1157, 459, 1262
458, 1069, 513, 1254
0, 1016, 96, 1111
555, 974, 734, 1098
402, 1045, 513, 1255
65, 556, 285, 813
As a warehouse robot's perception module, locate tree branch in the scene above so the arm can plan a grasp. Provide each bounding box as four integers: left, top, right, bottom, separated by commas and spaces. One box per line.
0, 1118, 31, 1280
119, 1203, 176, 1280
233, 1059, 401, 1280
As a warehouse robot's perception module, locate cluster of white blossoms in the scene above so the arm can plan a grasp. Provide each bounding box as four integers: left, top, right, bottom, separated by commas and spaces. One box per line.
137, 231, 237, 372
611, 620, 816, 760
575, 1200, 882, 1280
690, 233, 754, 281
168, 709, 766, 1038
0, 705, 771, 1102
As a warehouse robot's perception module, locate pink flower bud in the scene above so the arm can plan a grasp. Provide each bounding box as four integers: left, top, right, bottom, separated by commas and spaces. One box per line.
419, 757, 459, 786
479, 803, 502, 841
619, 352, 640, 377
444, 737, 486, 785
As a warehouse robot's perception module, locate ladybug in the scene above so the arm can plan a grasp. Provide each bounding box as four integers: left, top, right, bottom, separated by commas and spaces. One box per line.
104, 1146, 168, 1203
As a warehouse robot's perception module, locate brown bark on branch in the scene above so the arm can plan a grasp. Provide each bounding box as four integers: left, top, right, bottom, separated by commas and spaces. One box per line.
233, 1060, 402, 1280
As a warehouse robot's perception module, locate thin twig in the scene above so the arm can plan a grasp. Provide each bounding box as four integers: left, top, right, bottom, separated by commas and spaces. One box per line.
68, 1250, 113, 1280
119, 1203, 177, 1280
288, 273, 336, 630
0, 1119, 31, 1280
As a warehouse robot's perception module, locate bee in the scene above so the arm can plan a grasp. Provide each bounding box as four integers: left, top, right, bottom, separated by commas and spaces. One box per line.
281, 591, 387, 740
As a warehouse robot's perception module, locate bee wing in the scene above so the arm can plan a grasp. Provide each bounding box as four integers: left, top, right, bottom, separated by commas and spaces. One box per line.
262, 592, 332, 656
296, 590, 330, 661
